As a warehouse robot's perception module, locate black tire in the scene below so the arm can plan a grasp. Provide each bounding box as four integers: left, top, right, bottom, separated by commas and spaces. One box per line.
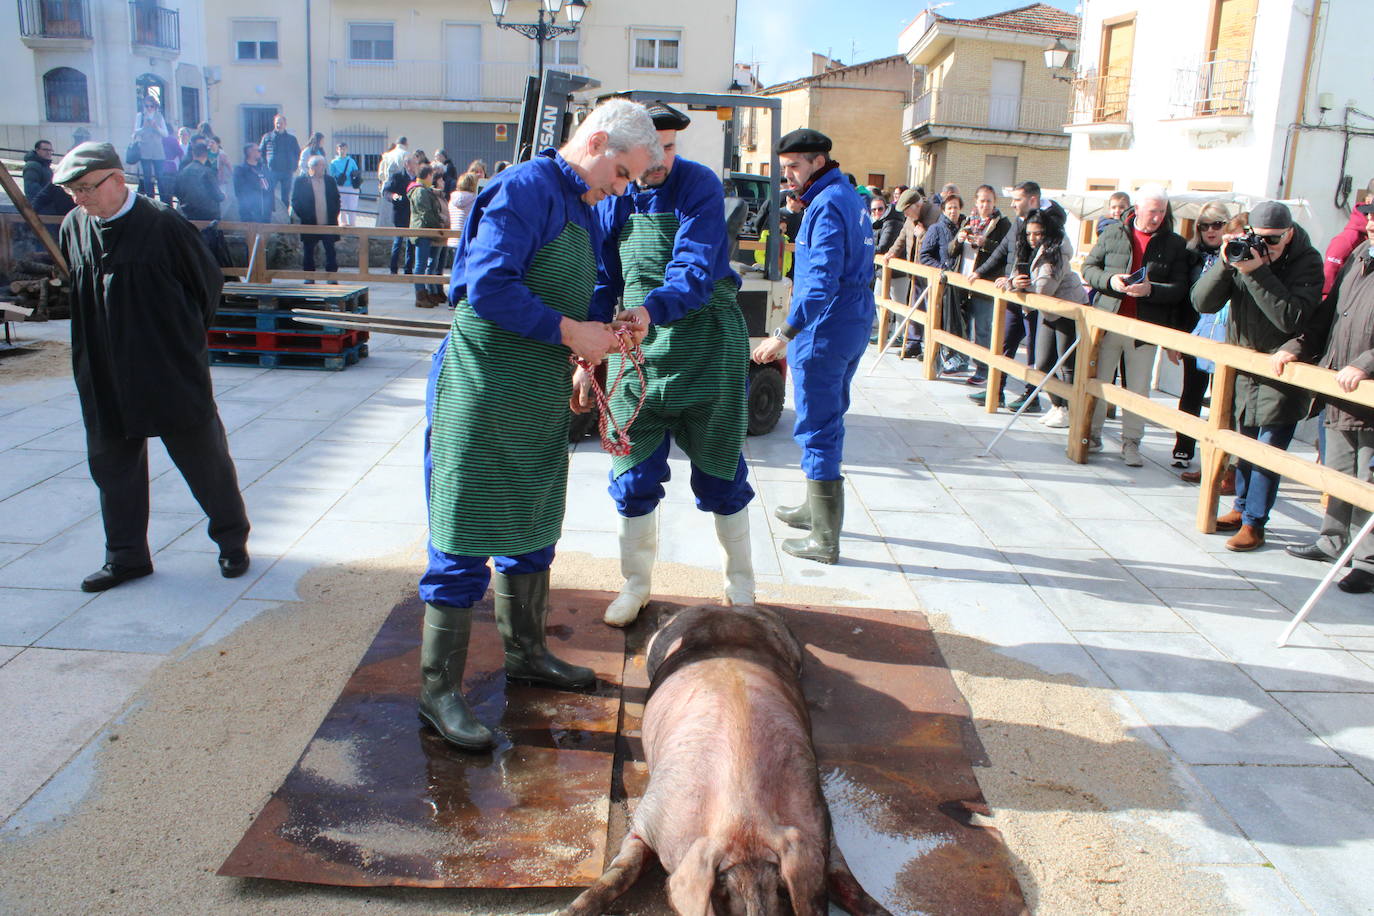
568, 407, 598, 443
747, 363, 785, 436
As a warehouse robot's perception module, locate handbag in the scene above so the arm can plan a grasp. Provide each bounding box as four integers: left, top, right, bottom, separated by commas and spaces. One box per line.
125, 141, 141, 165
1192, 304, 1229, 374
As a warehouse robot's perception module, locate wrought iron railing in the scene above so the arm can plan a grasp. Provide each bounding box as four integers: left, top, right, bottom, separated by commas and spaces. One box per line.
129, 1, 179, 51
1069, 70, 1131, 124
1172, 56, 1255, 117
903, 89, 1069, 134
327, 59, 532, 102
18, 0, 92, 39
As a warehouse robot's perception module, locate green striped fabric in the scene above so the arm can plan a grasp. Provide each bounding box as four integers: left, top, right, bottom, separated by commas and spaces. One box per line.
607, 211, 748, 481
428, 221, 595, 556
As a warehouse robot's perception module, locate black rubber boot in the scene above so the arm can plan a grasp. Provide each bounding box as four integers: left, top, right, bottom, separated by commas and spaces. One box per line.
417, 603, 495, 751
495, 570, 596, 689
774, 491, 812, 530
781, 478, 843, 564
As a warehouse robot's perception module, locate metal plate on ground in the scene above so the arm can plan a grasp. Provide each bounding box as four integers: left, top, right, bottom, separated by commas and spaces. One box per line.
217, 589, 625, 888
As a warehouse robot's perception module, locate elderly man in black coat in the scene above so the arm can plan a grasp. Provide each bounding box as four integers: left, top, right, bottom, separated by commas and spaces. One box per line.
54, 142, 251, 592
290, 154, 341, 278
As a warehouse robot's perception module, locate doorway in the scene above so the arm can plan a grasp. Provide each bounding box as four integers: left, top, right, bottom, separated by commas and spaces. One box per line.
444, 24, 482, 100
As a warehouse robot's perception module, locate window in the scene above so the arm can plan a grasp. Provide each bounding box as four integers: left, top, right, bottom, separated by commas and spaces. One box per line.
234, 19, 278, 61
552, 37, 579, 67
1198, 0, 1256, 114
349, 22, 394, 61
43, 67, 88, 122
983, 155, 1017, 198
1096, 15, 1135, 122
867, 174, 886, 189
631, 28, 680, 71
180, 86, 200, 127
242, 105, 279, 150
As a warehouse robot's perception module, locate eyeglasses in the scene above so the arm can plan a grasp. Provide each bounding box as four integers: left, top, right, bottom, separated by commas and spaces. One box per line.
1197, 220, 1226, 231
63, 172, 118, 197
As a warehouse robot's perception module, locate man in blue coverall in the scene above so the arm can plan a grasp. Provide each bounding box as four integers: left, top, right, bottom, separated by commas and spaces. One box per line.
751, 128, 876, 564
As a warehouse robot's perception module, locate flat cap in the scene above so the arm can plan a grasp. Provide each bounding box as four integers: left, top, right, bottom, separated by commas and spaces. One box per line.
52, 141, 122, 185
896, 188, 922, 212
645, 100, 691, 131
1249, 200, 1294, 230
777, 128, 832, 155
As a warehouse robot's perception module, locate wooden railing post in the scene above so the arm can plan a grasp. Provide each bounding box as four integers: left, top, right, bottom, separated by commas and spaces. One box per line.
1066, 307, 1100, 464
877, 260, 892, 347
1196, 362, 1237, 533
358, 230, 370, 278
246, 232, 269, 283
985, 289, 1006, 413
923, 271, 944, 382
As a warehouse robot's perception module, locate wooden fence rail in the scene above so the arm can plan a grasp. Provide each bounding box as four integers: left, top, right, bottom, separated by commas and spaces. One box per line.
875, 257, 1374, 532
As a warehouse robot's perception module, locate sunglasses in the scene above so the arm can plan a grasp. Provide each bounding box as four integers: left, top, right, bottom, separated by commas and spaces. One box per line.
1250, 230, 1287, 245
1197, 220, 1226, 231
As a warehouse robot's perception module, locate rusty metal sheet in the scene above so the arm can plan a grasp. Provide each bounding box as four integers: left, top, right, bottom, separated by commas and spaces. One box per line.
218, 590, 626, 888
605, 600, 1025, 916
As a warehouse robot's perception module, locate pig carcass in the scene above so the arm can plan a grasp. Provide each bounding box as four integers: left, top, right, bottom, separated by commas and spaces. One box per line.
560, 603, 889, 916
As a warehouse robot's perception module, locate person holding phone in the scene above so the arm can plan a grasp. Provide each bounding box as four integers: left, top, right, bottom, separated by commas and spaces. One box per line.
1081, 184, 1191, 466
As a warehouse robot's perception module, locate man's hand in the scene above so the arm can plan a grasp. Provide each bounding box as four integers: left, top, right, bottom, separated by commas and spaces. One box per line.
1165, 349, 1181, 365
561, 317, 619, 365
1271, 350, 1297, 376
612, 306, 650, 346
570, 365, 595, 414
1336, 365, 1369, 393
1233, 250, 1267, 275
965, 270, 981, 283
752, 335, 787, 364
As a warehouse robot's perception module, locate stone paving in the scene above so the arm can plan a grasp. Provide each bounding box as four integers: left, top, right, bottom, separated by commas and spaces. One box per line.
2, 284, 1373, 913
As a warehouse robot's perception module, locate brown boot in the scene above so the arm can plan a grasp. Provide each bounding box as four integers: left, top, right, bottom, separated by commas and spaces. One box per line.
1220, 467, 1236, 496
1225, 524, 1264, 552
1180, 469, 1201, 484
1215, 510, 1243, 532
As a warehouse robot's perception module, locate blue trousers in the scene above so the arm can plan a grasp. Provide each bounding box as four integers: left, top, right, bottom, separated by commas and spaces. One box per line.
1233, 423, 1297, 528
608, 433, 754, 518
390, 236, 415, 274
789, 328, 865, 481
419, 338, 554, 607
412, 238, 442, 294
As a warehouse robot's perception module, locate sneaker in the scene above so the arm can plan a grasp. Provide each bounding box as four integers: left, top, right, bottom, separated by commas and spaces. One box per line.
1086, 436, 1103, 453
969, 389, 1003, 407
1043, 405, 1070, 428
1172, 449, 1191, 469
965, 375, 987, 386
1122, 438, 1143, 467
1009, 395, 1042, 414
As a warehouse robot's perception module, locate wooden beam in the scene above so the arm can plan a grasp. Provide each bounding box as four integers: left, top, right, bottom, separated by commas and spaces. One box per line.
0, 165, 68, 276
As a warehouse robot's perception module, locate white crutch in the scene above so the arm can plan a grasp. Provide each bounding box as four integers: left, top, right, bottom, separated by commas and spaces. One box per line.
1276, 511, 1374, 647
868, 287, 929, 374
978, 338, 1079, 458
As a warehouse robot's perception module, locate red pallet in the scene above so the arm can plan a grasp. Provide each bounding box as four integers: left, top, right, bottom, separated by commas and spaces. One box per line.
207, 328, 369, 354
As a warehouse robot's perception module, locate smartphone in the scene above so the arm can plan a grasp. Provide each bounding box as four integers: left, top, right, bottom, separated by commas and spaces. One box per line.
1125, 265, 1149, 285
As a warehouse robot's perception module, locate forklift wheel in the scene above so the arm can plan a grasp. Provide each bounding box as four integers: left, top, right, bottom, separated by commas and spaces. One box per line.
747, 363, 785, 436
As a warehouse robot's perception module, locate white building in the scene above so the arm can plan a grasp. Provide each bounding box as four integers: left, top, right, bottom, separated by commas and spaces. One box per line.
2, 0, 210, 153
1064, 0, 1373, 248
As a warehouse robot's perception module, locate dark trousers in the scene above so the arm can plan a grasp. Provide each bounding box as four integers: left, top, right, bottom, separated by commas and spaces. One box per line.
1233, 423, 1297, 528
137, 159, 160, 197
1034, 312, 1077, 408
997, 303, 1038, 396
87, 415, 250, 567
302, 235, 338, 274
390, 236, 415, 274
966, 294, 994, 380
1173, 355, 1211, 460
268, 172, 293, 208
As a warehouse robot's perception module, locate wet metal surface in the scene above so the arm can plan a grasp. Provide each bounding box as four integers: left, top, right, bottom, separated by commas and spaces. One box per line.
218, 590, 626, 888
221, 594, 1026, 913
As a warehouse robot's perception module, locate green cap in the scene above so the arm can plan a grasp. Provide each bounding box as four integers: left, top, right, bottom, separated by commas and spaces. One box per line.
52, 141, 123, 186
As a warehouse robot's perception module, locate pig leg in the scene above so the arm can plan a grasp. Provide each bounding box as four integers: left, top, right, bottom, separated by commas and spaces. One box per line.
827, 835, 893, 916
557, 833, 653, 916
770, 825, 828, 916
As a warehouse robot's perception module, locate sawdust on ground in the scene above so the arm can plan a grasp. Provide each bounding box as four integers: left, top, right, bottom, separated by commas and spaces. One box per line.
0, 543, 1230, 915
0, 338, 69, 381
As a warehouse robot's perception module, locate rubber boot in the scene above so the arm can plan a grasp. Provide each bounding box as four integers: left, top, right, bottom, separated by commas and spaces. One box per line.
781, 479, 843, 565
417, 603, 495, 751
774, 486, 812, 531
714, 507, 756, 606
495, 570, 596, 689
605, 511, 657, 627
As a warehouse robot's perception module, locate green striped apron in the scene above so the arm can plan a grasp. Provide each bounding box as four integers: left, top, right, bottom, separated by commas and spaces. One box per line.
607, 212, 748, 481
428, 222, 595, 556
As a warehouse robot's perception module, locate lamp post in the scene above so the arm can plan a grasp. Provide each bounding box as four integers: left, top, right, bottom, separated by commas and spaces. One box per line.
489, 0, 587, 82
1043, 39, 1076, 82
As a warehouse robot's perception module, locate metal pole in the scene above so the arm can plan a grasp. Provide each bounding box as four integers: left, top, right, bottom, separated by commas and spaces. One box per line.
304, 0, 313, 135
977, 337, 1078, 458
867, 286, 929, 374
1276, 511, 1374, 647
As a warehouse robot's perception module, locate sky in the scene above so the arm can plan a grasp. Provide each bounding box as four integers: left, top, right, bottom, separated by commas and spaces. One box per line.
735, 0, 1079, 87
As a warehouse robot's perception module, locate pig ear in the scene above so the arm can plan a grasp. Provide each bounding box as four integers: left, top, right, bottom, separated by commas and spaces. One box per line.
772, 827, 828, 916
665, 836, 722, 916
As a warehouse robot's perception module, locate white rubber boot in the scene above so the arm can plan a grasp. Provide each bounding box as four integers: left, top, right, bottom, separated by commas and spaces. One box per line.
714, 507, 756, 606
604, 511, 657, 627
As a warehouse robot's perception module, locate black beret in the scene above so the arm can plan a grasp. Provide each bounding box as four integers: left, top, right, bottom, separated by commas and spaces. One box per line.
777, 128, 832, 154
645, 100, 691, 131
52, 141, 122, 185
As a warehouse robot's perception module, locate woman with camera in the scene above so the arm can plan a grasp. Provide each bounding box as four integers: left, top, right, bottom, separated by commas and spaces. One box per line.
1192, 201, 1325, 551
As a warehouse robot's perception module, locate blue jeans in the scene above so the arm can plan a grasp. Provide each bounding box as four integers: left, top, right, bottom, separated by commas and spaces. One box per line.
390, 236, 415, 274
412, 238, 442, 294
1233, 423, 1297, 528
138, 159, 160, 197
966, 294, 993, 379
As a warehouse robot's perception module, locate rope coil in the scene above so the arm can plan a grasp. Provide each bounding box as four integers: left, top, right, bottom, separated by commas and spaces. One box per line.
572, 327, 647, 457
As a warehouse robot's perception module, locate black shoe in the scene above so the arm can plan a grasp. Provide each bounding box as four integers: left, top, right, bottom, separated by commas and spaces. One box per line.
219, 552, 251, 578
1285, 542, 1332, 562
81, 562, 154, 593
1172, 449, 1192, 469
1338, 568, 1374, 594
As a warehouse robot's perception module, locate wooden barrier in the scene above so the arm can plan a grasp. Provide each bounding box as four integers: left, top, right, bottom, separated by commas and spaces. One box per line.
874, 257, 1374, 531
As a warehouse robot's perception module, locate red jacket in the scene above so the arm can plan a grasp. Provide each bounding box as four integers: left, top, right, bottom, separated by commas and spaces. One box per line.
1323, 203, 1366, 295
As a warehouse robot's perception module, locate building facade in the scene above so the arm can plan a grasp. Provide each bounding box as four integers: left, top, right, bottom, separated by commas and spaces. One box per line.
203, 0, 737, 179
736, 54, 912, 193
1064, 0, 1373, 248
2, 0, 210, 154
897, 3, 1077, 204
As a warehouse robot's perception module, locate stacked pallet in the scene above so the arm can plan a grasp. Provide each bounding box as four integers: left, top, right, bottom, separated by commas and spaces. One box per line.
209, 283, 371, 371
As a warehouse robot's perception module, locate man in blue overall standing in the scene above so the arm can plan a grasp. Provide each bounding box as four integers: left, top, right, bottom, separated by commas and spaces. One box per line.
751, 128, 875, 564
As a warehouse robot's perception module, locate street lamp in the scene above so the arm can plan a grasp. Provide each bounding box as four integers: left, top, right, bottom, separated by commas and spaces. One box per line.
1043, 39, 1076, 82
490, 0, 588, 81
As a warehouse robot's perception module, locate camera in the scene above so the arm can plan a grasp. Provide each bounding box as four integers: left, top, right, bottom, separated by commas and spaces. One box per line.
1224, 233, 1269, 264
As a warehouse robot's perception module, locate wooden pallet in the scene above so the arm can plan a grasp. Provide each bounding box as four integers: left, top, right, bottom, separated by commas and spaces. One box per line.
210, 342, 369, 371
211, 306, 368, 334
208, 328, 369, 354
220, 282, 369, 314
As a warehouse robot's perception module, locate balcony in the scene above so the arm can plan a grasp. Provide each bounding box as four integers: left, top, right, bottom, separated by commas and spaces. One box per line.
18, 0, 92, 44
327, 59, 536, 110
1167, 56, 1255, 135
902, 89, 1070, 146
129, 2, 179, 54
1067, 71, 1131, 133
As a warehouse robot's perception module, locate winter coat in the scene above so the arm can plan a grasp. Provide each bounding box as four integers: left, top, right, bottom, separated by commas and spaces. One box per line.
1282, 242, 1374, 429
447, 190, 476, 248
1081, 206, 1192, 329
385, 170, 413, 227
174, 159, 224, 221
872, 209, 904, 256
289, 174, 340, 236
1030, 241, 1088, 304
1193, 224, 1325, 426
1322, 203, 1368, 295
975, 200, 1068, 281
408, 183, 444, 230
22, 150, 52, 200
132, 111, 168, 161
232, 161, 272, 221
919, 215, 963, 271
259, 129, 301, 176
